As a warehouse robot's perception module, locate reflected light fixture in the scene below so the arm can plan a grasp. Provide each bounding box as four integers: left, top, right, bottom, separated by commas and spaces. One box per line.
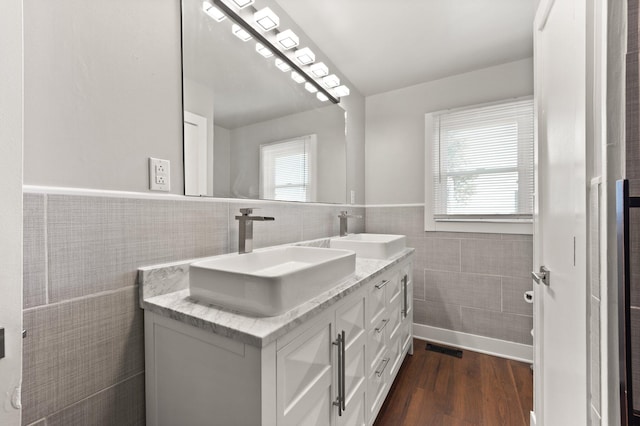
230, 0, 254, 9
202, 0, 226, 21
291, 71, 306, 84
232, 24, 252, 41
210, 0, 339, 103
309, 62, 329, 78
294, 47, 315, 65
254, 7, 279, 31
276, 29, 299, 50
256, 42, 273, 58
333, 85, 350, 97
322, 74, 340, 88
275, 58, 292, 72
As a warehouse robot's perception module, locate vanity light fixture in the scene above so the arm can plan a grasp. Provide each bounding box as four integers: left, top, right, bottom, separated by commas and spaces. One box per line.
276, 29, 300, 50
275, 58, 292, 72
333, 85, 350, 97
294, 47, 315, 65
229, 0, 254, 9
291, 71, 306, 84
322, 74, 340, 88
304, 82, 318, 93
253, 7, 279, 31
211, 0, 339, 103
202, 0, 226, 22
256, 43, 273, 58
309, 62, 329, 78
232, 24, 252, 41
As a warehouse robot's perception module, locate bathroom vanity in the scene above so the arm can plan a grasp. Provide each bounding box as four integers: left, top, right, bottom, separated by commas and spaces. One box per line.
140, 238, 413, 426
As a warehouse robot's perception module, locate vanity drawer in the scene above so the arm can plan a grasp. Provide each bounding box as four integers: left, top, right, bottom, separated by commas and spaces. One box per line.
386, 271, 402, 305
368, 316, 387, 371
387, 298, 402, 344
368, 350, 390, 420
368, 275, 389, 327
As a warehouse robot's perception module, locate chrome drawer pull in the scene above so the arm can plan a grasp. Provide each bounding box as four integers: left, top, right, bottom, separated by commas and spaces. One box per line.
375, 357, 390, 377
375, 280, 389, 290
375, 319, 389, 333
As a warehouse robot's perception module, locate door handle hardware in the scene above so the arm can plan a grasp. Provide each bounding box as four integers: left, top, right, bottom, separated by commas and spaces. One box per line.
0, 328, 4, 359
332, 330, 346, 415
375, 319, 389, 333
531, 266, 550, 286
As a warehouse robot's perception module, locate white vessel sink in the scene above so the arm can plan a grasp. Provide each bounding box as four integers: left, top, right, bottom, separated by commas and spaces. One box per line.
189, 246, 356, 317
330, 233, 406, 259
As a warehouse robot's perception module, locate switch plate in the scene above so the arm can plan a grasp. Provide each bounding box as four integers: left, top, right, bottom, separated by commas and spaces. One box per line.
0, 328, 4, 359
149, 157, 170, 191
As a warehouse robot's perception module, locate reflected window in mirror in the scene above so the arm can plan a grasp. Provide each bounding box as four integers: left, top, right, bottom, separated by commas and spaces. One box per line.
260, 135, 317, 202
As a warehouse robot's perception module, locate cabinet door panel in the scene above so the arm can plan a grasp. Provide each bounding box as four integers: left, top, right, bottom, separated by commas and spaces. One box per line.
277, 320, 334, 425
340, 388, 366, 426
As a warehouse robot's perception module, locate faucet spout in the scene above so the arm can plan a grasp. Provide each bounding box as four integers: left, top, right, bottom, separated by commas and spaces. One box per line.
235, 208, 275, 254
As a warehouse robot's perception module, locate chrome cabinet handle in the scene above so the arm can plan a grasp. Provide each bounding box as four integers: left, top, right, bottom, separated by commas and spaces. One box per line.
375, 319, 389, 333
332, 332, 343, 416
375, 357, 390, 377
340, 330, 345, 412
332, 330, 346, 415
375, 280, 389, 290
401, 274, 408, 318
531, 266, 550, 286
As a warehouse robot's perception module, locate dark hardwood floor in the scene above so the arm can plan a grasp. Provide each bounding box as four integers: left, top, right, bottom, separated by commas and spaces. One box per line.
374, 339, 533, 426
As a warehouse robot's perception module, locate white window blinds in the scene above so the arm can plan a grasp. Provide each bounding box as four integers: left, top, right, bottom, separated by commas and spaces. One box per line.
432, 98, 534, 220
260, 135, 317, 202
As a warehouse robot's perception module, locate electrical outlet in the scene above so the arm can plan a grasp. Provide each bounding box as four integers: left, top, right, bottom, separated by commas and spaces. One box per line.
149, 157, 170, 191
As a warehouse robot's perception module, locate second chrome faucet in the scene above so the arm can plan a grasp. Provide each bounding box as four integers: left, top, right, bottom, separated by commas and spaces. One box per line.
338, 210, 362, 237
235, 208, 275, 254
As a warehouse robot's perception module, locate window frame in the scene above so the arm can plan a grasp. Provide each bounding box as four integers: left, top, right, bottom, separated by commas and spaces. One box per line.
424, 97, 534, 234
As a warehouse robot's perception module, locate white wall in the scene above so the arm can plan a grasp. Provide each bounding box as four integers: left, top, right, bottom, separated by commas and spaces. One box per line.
24, 0, 184, 194
0, 0, 23, 423
365, 58, 534, 205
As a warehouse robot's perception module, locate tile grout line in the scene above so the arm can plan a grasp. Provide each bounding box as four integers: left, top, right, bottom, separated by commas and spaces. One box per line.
23, 285, 138, 313
44, 194, 49, 305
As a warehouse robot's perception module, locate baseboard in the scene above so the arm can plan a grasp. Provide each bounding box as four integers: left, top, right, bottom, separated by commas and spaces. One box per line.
413, 323, 533, 363
530, 411, 537, 425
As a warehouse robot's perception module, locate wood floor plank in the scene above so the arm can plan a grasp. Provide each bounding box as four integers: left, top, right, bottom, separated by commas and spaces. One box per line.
373, 339, 532, 426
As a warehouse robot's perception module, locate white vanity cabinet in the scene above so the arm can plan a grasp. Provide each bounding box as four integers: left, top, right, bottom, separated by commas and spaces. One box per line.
144, 258, 413, 426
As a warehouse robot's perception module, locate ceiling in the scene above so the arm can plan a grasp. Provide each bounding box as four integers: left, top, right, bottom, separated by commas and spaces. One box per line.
276, 0, 536, 96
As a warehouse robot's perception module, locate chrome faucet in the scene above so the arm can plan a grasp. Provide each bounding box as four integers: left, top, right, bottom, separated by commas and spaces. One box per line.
338, 210, 362, 237
235, 208, 275, 254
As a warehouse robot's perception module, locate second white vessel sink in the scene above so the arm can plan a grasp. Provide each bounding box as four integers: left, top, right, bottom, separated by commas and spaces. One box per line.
189, 246, 355, 317
330, 233, 406, 259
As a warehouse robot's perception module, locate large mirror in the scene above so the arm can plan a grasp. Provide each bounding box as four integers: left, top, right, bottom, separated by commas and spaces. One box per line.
181, 0, 347, 203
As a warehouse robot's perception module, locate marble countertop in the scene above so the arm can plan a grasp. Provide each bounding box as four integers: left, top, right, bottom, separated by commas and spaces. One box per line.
139, 242, 414, 348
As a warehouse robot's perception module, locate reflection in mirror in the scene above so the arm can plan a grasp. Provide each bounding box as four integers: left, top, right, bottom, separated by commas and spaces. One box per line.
181, 0, 347, 203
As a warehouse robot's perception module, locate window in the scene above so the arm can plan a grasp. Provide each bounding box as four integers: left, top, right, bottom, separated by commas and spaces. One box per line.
425, 98, 534, 233
260, 135, 317, 202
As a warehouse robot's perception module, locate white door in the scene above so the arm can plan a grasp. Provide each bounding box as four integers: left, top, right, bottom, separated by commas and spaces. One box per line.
0, 0, 24, 424
183, 111, 209, 196
533, 0, 587, 424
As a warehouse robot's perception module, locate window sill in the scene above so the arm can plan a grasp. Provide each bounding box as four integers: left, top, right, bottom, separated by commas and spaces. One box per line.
425, 216, 533, 235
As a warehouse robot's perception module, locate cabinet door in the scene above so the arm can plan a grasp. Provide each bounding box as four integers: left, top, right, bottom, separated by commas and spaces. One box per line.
336, 294, 367, 426
277, 319, 335, 426
368, 276, 387, 329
